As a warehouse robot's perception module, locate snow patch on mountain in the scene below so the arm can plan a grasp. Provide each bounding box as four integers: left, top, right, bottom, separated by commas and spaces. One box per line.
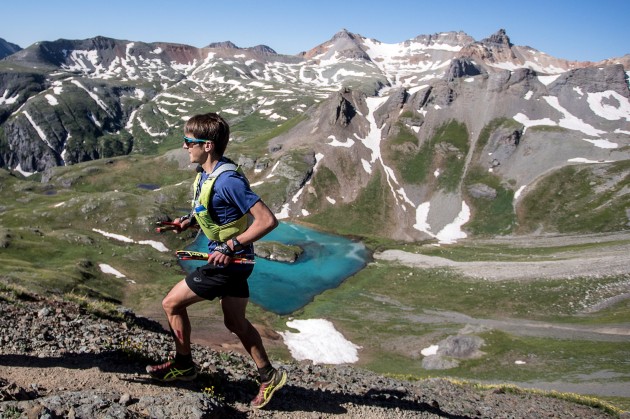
413, 201, 470, 245
0, 90, 20, 105
70, 79, 110, 114
279, 319, 361, 365
45, 94, 58, 106
512, 113, 556, 131
92, 228, 169, 252
326, 135, 354, 147
99, 264, 126, 278
358, 95, 417, 209
23, 111, 53, 150
587, 91, 630, 121
436, 202, 470, 244
543, 96, 606, 136
513, 91, 624, 137
581, 138, 619, 149
568, 158, 613, 164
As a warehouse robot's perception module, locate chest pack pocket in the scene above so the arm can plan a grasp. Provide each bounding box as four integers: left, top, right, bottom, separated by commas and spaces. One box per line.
191, 163, 249, 242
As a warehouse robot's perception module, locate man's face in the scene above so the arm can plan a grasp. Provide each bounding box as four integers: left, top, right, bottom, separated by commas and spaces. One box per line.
183, 135, 210, 163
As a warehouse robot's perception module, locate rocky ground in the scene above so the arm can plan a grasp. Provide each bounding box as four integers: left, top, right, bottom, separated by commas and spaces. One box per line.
0, 291, 626, 418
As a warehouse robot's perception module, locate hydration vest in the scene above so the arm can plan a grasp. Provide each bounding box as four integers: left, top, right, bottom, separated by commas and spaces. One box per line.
191, 163, 249, 242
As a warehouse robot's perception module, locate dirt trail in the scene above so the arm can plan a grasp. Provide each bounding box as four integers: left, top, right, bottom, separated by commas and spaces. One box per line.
375, 249, 630, 281
374, 231, 630, 282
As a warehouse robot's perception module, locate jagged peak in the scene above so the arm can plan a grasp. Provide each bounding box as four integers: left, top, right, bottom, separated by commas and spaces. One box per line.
329, 29, 365, 50
301, 29, 368, 60
481, 29, 513, 47
332, 28, 358, 41
205, 41, 240, 49
247, 44, 277, 55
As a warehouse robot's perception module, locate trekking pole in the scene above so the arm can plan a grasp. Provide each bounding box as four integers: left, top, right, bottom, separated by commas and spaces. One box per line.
155, 221, 200, 233
175, 250, 256, 265
155, 221, 181, 233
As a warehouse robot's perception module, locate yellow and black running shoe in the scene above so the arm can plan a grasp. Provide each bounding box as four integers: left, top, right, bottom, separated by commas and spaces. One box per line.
251, 368, 287, 409
146, 359, 197, 382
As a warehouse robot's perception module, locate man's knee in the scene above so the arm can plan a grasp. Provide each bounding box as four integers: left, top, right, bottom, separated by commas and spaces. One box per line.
224, 317, 249, 335
162, 295, 183, 315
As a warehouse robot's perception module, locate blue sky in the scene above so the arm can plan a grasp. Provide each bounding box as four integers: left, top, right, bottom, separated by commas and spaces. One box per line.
3, 0, 628, 62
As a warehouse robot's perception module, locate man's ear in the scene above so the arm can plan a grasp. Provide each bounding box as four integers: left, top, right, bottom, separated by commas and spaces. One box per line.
204, 141, 214, 152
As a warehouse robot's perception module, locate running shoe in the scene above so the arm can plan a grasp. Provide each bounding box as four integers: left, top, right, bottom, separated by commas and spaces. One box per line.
146, 358, 197, 382
251, 368, 287, 409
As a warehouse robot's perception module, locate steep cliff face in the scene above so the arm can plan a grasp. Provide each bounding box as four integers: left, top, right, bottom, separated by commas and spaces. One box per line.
0, 74, 134, 172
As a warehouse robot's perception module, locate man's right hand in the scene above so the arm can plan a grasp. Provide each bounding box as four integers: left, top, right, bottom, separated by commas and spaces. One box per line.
174, 216, 192, 233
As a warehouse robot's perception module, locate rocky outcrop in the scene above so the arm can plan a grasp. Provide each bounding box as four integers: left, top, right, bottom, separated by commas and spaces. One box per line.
548, 64, 629, 96
329, 91, 357, 127
254, 241, 303, 263
467, 183, 498, 199
445, 57, 485, 81
481, 28, 513, 48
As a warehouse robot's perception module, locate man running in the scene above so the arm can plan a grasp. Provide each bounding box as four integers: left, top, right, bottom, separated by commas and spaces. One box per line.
147, 112, 287, 409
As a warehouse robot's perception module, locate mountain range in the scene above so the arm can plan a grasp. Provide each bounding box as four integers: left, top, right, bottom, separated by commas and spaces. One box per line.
1, 29, 629, 241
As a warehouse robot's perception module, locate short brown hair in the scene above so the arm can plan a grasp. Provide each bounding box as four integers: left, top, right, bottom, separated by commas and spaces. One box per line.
184, 113, 230, 156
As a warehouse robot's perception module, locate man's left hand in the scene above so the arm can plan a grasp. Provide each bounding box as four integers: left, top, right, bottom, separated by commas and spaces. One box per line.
208, 242, 234, 266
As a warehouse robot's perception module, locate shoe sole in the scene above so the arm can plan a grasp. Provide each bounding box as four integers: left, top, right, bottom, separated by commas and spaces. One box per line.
252, 371, 287, 409
149, 373, 198, 382
165, 371, 197, 382
146, 366, 198, 382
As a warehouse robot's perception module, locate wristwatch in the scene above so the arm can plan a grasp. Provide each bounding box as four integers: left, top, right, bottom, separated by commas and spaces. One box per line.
230, 237, 243, 251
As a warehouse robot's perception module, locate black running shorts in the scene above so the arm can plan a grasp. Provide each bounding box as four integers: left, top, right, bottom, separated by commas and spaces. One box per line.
185, 264, 253, 300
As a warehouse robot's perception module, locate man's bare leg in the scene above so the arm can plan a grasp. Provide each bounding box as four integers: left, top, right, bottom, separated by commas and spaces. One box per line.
146, 279, 203, 381
162, 279, 204, 356
221, 296, 271, 368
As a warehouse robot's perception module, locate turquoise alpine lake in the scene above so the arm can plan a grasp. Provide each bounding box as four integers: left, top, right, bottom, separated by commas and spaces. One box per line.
179, 222, 369, 314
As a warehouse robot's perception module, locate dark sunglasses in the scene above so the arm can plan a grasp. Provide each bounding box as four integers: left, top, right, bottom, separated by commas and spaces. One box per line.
183, 136, 210, 147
